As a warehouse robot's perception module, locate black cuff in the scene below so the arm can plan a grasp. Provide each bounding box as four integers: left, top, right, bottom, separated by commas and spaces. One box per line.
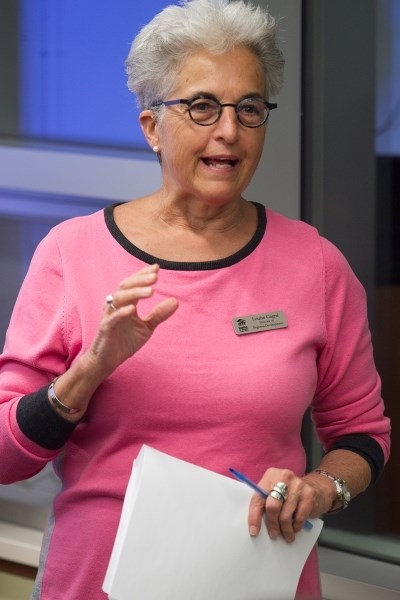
328, 434, 385, 484
16, 385, 78, 450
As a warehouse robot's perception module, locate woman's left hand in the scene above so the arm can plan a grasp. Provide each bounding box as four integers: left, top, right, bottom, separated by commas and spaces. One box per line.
248, 467, 336, 542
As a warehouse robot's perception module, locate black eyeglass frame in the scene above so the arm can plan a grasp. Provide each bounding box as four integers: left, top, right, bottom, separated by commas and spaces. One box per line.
150, 95, 278, 128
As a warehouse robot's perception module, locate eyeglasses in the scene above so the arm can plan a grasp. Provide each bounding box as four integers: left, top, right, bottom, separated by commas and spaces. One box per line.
151, 94, 277, 128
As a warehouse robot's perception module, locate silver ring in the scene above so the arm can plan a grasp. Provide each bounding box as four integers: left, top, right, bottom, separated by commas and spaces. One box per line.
105, 293, 117, 311
269, 490, 285, 503
272, 481, 288, 502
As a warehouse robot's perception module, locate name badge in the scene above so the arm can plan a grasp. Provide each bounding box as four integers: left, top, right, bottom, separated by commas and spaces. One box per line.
232, 310, 288, 335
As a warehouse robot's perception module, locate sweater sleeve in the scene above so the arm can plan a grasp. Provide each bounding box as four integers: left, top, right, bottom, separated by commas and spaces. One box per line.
0, 229, 75, 484
311, 238, 391, 464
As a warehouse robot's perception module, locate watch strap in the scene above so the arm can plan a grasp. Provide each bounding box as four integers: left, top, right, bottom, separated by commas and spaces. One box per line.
313, 469, 351, 513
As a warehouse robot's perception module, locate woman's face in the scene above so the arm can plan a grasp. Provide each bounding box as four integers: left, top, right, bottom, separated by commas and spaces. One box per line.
141, 46, 268, 208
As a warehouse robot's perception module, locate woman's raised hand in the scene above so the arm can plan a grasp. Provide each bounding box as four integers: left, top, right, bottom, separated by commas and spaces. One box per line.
87, 264, 178, 379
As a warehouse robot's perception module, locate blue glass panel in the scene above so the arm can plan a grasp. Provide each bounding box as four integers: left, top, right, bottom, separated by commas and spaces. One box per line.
375, 0, 400, 155
19, 0, 177, 149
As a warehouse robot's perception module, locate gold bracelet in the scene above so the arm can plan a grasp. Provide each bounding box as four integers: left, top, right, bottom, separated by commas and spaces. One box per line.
48, 380, 80, 415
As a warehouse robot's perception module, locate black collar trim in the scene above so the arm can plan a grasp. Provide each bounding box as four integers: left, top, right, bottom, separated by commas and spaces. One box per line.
104, 201, 266, 271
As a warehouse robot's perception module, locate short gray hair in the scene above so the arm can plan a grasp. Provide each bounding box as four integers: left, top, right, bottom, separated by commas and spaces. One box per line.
126, 0, 285, 110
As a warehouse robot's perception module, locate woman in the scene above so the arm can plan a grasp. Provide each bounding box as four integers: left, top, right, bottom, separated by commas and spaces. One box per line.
0, 0, 390, 598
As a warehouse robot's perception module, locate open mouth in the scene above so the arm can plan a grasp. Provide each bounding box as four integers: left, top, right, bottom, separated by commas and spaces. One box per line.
202, 158, 238, 168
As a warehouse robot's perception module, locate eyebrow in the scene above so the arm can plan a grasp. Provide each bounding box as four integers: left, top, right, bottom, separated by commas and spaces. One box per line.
186, 91, 266, 102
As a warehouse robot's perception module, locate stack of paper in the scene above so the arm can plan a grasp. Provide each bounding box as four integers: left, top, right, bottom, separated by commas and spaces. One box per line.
103, 445, 323, 600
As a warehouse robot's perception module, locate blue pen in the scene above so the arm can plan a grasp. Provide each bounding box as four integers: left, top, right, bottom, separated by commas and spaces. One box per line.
229, 467, 313, 531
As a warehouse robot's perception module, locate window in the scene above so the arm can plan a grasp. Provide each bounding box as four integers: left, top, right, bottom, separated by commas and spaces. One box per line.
373, 0, 400, 561
0, 0, 176, 530
302, 0, 400, 580
15, 1, 178, 149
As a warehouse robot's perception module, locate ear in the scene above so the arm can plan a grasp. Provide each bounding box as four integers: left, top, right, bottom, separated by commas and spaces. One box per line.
139, 110, 159, 152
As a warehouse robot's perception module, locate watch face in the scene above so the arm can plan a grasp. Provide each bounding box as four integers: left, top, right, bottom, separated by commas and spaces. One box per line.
339, 481, 351, 507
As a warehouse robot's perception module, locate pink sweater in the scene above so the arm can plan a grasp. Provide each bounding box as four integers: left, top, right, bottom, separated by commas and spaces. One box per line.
0, 204, 390, 599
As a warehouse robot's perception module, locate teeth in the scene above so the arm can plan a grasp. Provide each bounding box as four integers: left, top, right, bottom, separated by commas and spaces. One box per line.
205, 159, 234, 167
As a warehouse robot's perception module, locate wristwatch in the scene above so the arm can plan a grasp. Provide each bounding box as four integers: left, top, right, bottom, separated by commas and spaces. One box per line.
314, 469, 351, 513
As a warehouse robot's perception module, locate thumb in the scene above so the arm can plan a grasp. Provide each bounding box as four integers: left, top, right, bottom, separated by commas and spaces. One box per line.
144, 297, 179, 331
248, 492, 266, 536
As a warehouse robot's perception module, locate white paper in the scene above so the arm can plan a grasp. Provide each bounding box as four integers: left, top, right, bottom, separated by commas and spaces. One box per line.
104, 445, 323, 600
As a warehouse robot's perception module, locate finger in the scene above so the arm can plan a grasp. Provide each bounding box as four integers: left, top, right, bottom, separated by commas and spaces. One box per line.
105, 265, 159, 310
289, 489, 315, 533
119, 264, 159, 289
264, 495, 287, 540
105, 304, 136, 321
248, 493, 266, 536
144, 297, 179, 331
275, 502, 296, 542
108, 285, 154, 310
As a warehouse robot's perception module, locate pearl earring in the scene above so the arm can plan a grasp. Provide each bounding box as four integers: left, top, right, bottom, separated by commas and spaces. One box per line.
152, 145, 160, 153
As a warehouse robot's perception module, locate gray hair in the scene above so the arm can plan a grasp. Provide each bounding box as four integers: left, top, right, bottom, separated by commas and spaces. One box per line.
126, 0, 285, 110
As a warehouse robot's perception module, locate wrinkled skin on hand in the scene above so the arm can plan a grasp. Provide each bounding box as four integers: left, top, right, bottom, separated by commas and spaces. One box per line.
87, 264, 179, 379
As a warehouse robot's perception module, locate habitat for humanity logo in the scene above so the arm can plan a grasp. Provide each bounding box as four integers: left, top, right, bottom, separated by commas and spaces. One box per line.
235, 318, 248, 333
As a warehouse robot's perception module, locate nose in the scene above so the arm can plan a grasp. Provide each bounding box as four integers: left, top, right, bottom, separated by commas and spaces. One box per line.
213, 105, 240, 142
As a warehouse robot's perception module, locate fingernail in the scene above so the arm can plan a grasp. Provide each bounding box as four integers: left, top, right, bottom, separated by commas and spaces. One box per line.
249, 526, 258, 536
